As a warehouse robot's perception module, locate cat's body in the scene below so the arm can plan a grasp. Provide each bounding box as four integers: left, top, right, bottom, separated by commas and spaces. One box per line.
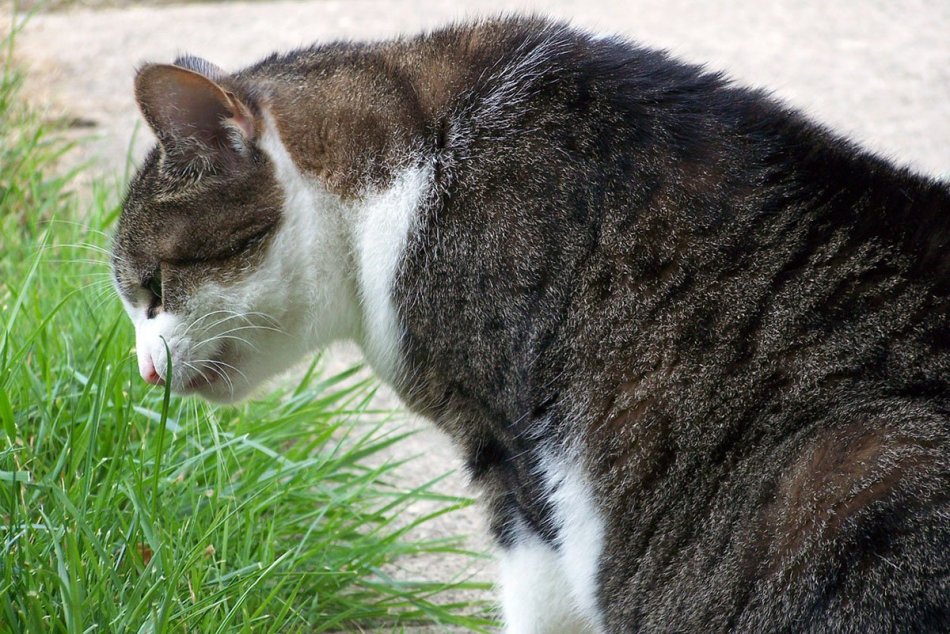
112, 16, 950, 632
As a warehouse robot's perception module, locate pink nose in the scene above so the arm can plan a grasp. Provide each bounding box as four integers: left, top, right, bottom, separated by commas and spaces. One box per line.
141, 355, 164, 386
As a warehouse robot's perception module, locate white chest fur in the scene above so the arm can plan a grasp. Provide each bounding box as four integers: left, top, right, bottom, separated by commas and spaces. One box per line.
500, 455, 607, 633
263, 111, 601, 633
353, 161, 433, 384
259, 111, 432, 383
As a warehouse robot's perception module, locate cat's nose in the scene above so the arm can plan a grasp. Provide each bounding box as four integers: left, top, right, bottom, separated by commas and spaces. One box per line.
141, 354, 164, 386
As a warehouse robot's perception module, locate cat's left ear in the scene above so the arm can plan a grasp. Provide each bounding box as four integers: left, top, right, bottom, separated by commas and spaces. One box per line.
134, 61, 256, 163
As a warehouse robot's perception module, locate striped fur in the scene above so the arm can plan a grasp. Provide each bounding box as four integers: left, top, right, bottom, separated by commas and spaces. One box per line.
114, 16, 949, 632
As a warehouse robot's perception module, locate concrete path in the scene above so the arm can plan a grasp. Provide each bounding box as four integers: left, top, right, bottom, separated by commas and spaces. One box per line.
6, 1, 948, 630
11, 1, 949, 180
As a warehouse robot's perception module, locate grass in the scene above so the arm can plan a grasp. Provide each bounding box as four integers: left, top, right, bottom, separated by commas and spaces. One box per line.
0, 22, 494, 634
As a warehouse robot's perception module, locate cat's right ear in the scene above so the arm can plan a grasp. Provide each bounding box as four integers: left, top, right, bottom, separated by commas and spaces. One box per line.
134, 63, 256, 165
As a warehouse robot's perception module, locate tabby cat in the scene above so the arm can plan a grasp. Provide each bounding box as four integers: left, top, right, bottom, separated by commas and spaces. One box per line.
111, 16, 949, 632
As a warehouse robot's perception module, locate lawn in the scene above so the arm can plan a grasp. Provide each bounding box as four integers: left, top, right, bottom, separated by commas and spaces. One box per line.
0, 23, 493, 634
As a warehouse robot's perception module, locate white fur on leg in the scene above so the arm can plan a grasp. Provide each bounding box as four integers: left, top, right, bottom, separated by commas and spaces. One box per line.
543, 459, 606, 632
499, 534, 594, 634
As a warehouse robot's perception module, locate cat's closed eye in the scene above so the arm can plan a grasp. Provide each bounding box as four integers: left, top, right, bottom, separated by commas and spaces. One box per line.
143, 273, 162, 317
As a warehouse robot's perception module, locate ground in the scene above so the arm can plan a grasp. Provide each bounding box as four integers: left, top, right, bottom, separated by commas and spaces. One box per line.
4, 0, 948, 630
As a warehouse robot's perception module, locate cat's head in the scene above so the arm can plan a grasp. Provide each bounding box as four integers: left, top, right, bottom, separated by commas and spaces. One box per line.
112, 58, 357, 403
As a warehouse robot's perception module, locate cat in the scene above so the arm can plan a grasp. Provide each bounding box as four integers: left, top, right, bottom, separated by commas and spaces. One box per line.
111, 15, 949, 633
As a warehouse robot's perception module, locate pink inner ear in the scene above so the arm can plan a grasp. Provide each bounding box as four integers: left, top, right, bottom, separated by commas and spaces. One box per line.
136, 64, 256, 151
172, 73, 232, 141
224, 93, 255, 139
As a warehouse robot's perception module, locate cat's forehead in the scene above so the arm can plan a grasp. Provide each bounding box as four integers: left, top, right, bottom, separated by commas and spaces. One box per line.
114, 145, 283, 279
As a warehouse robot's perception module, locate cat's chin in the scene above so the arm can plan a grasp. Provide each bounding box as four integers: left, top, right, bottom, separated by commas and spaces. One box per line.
182, 378, 254, 404
174, 342, 259, 403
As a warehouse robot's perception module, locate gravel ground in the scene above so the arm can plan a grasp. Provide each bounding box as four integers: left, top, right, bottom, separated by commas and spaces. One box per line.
6, 1, 949, 630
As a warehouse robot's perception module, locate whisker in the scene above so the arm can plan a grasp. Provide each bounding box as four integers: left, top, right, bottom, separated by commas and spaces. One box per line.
180, 310, 284, 340
50, 242, 115, 257
201, 358, 248, 383
45, 258, 113, 268
198, 333, 260, 353
45, 219, 114, 240
207, 323, 284, 342
178, 310, 247, 338
64, 271, 116, 279
182, 360, 214, 388
198, 361, 236, 395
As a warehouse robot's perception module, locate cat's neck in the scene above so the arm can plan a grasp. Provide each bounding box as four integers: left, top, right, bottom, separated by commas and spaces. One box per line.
257, 107, 429, 386
246, 47, 434, 201
256, 111, 361, 350
246, 34, 482, 386
238, 19, 544, 198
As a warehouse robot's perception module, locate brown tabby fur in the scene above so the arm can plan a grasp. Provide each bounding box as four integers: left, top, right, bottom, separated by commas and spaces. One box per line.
114, 16, 949, 632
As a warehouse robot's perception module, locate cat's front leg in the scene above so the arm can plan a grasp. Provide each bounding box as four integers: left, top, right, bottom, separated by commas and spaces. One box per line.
498, 534, 595, 634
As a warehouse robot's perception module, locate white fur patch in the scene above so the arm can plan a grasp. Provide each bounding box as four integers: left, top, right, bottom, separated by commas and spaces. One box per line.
499, 532, 592, 634
133, 309, 180, 378
121, 295, 177, 381
542, 458, 606, 632
497, 455, 606, 633
257, 110, 361, 348
353, 161, 432, 384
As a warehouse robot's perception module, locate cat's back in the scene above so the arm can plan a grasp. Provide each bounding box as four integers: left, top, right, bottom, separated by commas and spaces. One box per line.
385, 17, 950, 631
242, 17, 949, 630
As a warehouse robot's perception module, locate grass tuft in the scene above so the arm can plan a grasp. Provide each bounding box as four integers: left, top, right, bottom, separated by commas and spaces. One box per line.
0, 21, 493, 634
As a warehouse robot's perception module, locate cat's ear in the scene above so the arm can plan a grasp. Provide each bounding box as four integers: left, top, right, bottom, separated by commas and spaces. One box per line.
134, 62, 256, 164
172, 54, 227, 82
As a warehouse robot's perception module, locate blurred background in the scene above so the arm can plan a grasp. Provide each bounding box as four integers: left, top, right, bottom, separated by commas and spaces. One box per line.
8, 0, 949, 182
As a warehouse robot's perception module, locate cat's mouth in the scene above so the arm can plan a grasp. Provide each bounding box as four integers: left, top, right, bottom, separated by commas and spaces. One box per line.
186, 367, 221, 390
183, 343, 239, 394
